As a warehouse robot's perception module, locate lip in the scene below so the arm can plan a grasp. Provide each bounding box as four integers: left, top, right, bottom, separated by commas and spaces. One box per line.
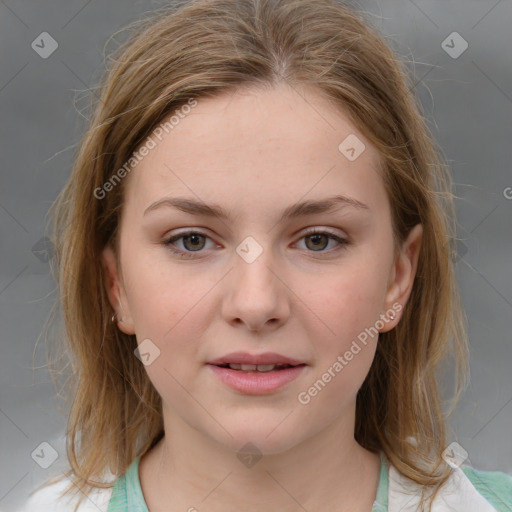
207, 364, 307, 395
208, 351, 305, 366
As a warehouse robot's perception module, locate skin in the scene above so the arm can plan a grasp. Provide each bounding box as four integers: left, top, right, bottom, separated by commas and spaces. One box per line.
102, 82, 422, 512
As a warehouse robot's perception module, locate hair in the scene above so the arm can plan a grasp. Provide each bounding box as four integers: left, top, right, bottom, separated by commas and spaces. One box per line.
40, 0, 469, 510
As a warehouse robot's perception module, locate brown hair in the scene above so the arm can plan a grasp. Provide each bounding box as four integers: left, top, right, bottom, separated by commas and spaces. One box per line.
41, 0, 468, 510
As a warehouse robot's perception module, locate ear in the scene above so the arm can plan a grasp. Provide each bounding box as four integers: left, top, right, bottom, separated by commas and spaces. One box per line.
379, 223, 423, 333
101, 246, 136, 335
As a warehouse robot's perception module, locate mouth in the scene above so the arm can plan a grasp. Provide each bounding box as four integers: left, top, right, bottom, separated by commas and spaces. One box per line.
213, 363, 305, 373
208, 351, 305, 368
206, 353, 308, 394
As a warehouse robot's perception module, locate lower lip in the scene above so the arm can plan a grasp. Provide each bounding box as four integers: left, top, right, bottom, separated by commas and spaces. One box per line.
207, 364, 307, 395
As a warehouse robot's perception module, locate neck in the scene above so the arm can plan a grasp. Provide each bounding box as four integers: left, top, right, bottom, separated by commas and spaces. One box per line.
139, 408, 381, 512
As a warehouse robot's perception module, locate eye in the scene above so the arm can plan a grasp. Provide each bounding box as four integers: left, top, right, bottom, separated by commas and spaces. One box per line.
164, 230, 216, 258
296, 228, 349, 253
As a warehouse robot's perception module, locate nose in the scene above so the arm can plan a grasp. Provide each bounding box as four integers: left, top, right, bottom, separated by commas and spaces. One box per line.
221, 245, 290, 333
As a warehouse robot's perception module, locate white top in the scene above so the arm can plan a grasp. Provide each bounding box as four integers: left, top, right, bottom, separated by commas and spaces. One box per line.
15, 479, 112, 512
388, 464, 499, 511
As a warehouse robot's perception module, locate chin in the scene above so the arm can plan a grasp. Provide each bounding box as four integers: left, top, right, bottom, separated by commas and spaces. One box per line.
209, 418, 310, 457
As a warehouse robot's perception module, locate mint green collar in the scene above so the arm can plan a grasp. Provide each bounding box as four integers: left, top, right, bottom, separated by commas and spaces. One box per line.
108, 455, 148, 511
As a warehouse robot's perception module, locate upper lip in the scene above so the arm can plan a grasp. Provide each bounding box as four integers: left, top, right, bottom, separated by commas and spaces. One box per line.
208, 352, 305, 366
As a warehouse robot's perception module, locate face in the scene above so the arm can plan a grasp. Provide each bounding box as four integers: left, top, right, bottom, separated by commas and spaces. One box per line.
102, 83, 422, 455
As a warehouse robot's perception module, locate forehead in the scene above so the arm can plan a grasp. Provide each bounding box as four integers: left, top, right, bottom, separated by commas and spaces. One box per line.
122, 83, 388, 219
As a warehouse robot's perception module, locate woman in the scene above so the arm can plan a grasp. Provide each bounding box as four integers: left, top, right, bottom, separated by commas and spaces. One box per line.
19, 0, 512, 510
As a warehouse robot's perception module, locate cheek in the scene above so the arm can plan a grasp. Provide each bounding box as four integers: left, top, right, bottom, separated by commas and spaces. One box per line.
295, 252, 392, 404
302, 259, 391, 345
123, 264, 218, 404
122, 242, 212, 332
122, 252, 232, 375
294, 272, 383, 421
127, 279, 216, 360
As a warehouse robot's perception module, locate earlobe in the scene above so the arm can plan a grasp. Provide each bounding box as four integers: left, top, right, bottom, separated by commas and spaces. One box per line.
380, 224, 423, 332
101, 246, 136, 335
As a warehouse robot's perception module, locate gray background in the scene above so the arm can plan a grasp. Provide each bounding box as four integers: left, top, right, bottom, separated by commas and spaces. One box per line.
1, 0, 511, 510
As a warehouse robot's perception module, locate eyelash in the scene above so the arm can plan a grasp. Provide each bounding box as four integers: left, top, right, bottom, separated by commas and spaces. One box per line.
163, 228, 349, 259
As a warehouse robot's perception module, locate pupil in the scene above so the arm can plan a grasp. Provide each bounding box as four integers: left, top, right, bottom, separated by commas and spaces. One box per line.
307, 233, 327, 251
185, 234, 204, 251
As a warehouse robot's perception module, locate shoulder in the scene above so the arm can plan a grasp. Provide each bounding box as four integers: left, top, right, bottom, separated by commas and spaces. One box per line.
14, 476, 113, 512
462, 465, 512, 512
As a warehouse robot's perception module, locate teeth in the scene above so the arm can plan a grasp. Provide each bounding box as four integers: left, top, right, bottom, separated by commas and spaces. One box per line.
256, 364, 276, 372
227, 363, 286, 372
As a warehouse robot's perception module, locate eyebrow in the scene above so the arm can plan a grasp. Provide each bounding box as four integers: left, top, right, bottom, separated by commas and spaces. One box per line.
143, 194, 369, 220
